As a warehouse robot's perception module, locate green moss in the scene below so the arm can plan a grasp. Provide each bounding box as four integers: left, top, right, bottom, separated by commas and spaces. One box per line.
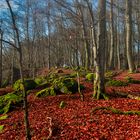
36, 74, 84, 97
106, 80, 128, 87
36, 86, 56, 97
0, 125, 4, 133
59, 101, 66, 108
53, 77, 79, 94
92, 106, 140, 115
105, 71, 118, 80
0, 114, 8, 120
125, 76, 140, 84
13, 79, 37, 91
86, 73, 95, 82
0, 92, 22, 114
34, 77, 45, 85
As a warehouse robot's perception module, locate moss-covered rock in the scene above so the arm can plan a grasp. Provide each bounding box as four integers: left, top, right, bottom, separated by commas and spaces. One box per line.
36, 75, 84, 97
52, 77, 79, 94
36, 86, 56, 97
106, 80, 128, 87
0, 92, 22, 114
61, 78, 78, 93
13, 79, 37, 91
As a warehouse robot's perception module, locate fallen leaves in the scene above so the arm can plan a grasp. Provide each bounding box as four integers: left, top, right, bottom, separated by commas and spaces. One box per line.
0, 71, 140, 139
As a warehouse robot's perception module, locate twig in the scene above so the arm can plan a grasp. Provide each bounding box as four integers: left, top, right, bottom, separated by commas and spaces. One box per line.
46, 117, 52, 140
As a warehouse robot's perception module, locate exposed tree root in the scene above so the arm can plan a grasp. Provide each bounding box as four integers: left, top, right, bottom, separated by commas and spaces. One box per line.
92, 107, 140, 115
112, 91, 140, 100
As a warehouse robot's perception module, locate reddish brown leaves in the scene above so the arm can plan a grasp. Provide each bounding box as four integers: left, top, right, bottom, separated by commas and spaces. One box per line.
0, 71, 140, 139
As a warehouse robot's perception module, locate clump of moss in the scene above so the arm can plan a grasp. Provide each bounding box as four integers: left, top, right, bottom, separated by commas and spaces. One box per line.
59, 101, 66, 108
0, 92, 22, 114
86, 73, 95, 82
125, 76, 140, 84
106, 79, 128, 87
92, 106, 140, 115
34, 77, 45, 85
36, 86, 56, 97
105, 71, 119, 80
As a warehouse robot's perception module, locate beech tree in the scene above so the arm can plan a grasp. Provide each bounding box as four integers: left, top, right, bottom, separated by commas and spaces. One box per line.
5, 0, 31, 139
125, 0, 135, 72
93, 0, 106, 99
108, 0, 114, 70
0, 27, 3, 87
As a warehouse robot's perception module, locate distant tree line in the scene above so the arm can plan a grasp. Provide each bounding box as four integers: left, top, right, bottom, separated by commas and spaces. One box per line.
0, 0, 139, 84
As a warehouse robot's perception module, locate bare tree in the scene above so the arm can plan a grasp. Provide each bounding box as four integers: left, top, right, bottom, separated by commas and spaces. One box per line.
0, 27, 3, 87
5, 0, 31, 139
108, 0, 115, 69
93, 0, 106, 99
125, 0, 135, 72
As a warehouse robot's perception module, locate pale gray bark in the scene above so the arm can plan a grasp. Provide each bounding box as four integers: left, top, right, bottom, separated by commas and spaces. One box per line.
5, 0, 31, 139
93, 0, 106, 99
108, 0, 114, 69
125, 0, 135, 72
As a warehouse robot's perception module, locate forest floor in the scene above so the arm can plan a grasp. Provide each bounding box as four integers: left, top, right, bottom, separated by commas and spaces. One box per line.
0, 69, 140, 140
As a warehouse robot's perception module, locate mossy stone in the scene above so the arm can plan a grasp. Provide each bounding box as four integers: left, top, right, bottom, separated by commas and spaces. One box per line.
13, 79, 37, 91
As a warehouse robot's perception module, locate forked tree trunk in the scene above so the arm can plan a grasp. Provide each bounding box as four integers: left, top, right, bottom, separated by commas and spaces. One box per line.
93, 0, 106, 99
85, 0, 97, 68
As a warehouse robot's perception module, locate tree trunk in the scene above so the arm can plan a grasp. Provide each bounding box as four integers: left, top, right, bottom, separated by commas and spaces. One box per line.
116, 1, 121, 70
5, 0, 31, 139
93, 0, 106, 99
0, 30, 3, 87
76, 0, 90, 70
47, 0, 51, 69
108, 0, 114, 70
125, 0, 135, 72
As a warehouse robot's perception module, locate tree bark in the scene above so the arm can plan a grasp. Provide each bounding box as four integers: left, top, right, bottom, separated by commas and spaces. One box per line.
5, 0, 31, 139
108, 0, 114, 70
93, 0, 106, 99
125, 0, 135, 72
0, 30, 3, 87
